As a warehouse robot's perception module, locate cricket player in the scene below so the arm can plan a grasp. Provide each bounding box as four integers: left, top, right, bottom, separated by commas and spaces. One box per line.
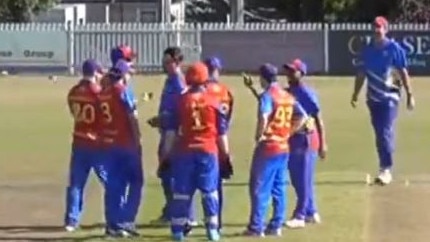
149, 47, 197, 226
283, 59, 327, 228
64, 59, 106, 232
100, 59, 143, 237
204, 56, 234, 232
245, 63, 307, 237
351, 16, 415, 185
161, 61, 230, 241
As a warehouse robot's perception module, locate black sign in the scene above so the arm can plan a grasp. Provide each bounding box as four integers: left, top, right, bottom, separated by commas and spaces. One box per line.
329, 31, 430, 75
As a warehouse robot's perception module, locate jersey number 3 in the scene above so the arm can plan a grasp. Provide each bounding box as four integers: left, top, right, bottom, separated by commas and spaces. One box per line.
72, 102, 112, 124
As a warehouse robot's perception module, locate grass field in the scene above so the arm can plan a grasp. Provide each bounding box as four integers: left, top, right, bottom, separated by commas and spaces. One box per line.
1, 75, 430, 242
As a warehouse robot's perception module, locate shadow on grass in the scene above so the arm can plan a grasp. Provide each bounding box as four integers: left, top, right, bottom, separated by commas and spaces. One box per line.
224, 180, 368, 187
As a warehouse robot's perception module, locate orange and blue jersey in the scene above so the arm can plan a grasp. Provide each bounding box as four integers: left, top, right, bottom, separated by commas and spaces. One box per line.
258, 83, 306, 156
67, 80, 103, 148
165, 86, 229, 154
99, 82, 137, 149
358, 38, 407, 104
206, 81, 233, 122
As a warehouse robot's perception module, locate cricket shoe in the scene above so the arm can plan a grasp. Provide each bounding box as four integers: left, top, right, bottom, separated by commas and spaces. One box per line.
104, 227, 130, 238
120, 223, 140, 237
242, 229, 265, 237
265, 228, 282, 236
285, 218, 306, 229
206, 228, 221, 241
374, 169, 393, 185
188, 220, 199, 227
64, 225, 77, 232
305, 213, 322, 224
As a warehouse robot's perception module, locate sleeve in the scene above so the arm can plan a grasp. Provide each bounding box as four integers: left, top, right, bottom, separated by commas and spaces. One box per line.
302, 89, 320, 116
164, 96, 180, 131
393, 42, 408, 69
119, 88, 136, 114
292, 100, 308, 118
216, 100, 230, 135
258, 92, 273, 116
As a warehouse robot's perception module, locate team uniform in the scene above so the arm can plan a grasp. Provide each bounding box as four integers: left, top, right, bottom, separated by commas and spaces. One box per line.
204, 57, 234, 231
163, 62, 229, 241
357, 31, 407, 178
101, 61, 143, 235
287, 83, 321, 225
64, 60, 106, 230
246, 65, 307, 236
157, 68, 197, 224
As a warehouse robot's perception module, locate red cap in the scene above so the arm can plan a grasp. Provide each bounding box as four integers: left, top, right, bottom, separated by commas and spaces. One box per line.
119, 45, 136, 61
374, 16, 388, 28
185, 62, 209, 85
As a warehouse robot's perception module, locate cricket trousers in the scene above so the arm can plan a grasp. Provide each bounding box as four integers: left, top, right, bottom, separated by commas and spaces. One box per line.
157, 135, 197, 222
248, 147, 289, 233
64, 145, 107, 227
289, 133, 319, 219
169, 151, 220, 234
104, 146, 143, 229
367, 100, 398, 170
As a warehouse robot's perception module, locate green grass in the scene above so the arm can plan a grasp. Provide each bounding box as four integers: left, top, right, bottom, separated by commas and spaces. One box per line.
0, 75, 429, 242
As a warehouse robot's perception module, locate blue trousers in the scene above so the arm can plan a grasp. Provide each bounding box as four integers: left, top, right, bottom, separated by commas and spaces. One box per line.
248, 148, 289, 233
157, 136, 196, 222
367, 100, 398, 170
289, 133, 318, 219
104, 147, 143, 228
64, 145, 107, 226
170, 151, 219, 234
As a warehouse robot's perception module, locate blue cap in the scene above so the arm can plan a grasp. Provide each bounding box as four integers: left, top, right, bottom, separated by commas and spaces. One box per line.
204, 57, 222, 70
82, 59, 102, 76
109, 59, 131, 81
283, 59, 307, 75
259, 63, 278, 82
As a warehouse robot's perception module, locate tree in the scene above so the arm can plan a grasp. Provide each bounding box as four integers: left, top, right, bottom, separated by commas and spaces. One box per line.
0, 0, 58, 22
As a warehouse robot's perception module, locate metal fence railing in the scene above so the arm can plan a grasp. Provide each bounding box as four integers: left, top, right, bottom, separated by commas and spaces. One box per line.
0, 22, 428, 75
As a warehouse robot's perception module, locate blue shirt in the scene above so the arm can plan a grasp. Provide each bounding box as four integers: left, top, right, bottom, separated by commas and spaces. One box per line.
120, 86, 136, 113
164, 86, 229, 135
358, 38, 407, 103
158, 70, 186, 130
259, 83, 307, 118
287, 83, 320, 117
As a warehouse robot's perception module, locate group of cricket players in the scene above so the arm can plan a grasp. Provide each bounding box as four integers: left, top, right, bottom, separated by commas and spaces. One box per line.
63, 16, 415, 241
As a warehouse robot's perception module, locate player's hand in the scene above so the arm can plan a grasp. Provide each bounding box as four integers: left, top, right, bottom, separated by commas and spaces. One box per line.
147, 115, 161, 128
242, 72, 253, 87
318, 144, 328, 161
406, 93, 415, 111
350, 95, 358, 108
219, 154, 233, 179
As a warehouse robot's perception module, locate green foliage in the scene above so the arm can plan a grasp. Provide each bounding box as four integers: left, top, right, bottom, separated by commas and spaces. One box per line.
0, 0, 58, 22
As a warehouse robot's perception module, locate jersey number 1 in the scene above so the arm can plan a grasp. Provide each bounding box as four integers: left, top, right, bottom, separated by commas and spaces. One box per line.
191, 102, 205, 130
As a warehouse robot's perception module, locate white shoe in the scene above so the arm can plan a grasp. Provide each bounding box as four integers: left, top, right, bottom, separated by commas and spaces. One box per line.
305, 213, 322, 224
188, 220, 199, 227
285, 219, 306, 229
375, 169, 393, 185
65, 225, 77, 232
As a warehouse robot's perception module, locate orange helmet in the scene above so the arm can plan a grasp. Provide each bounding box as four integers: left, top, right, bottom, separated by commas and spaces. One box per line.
185, 61, 209, 85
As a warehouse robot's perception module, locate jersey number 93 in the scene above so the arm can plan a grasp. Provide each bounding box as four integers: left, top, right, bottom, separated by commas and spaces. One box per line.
71, 102, 112, 124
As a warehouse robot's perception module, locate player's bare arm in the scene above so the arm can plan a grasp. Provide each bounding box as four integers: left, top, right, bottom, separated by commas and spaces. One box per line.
242, 73, 262, 98
351, 71, 366, 107
313, 113, 328, 160
217, 134, 230, 156
255, 113, 269, 142
398, 68, 415, 110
